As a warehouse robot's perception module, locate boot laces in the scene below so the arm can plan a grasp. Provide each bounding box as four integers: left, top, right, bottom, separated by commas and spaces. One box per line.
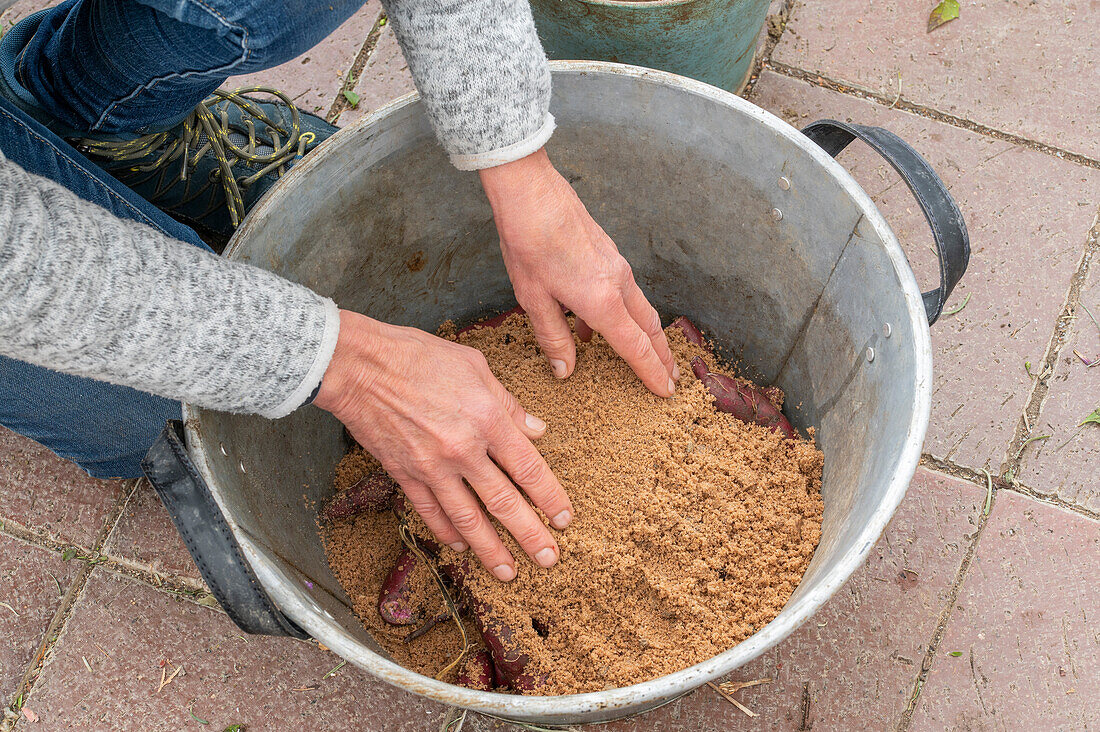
72, 86, 315, 228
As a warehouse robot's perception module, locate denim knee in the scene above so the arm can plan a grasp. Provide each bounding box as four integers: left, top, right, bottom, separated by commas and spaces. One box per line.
13, 0, 368, 132
135, 0, 368, 74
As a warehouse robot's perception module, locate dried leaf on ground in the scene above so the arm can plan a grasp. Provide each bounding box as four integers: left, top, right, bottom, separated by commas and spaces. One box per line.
928, 0, 960, 31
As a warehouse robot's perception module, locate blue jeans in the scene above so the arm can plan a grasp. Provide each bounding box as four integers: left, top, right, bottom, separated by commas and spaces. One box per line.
1, 0, 363, 477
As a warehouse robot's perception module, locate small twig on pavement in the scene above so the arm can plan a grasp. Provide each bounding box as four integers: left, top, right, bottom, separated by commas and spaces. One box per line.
942, 292, 971, 317
1080, 302, 1100, 338
322, 660, 346, 680
889, 71, 902, 109
707, 681, 757, 718
1072, 349, 1099, 367
1055, 428, 1083, 451
157, 660, 182, 693
46, 570, 63, 596
981, 469, 993, 515
721, 678, 772, 694
1019, 434, 1051, 454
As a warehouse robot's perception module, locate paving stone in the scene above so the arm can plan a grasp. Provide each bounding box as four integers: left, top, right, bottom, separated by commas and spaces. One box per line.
909, 490, 1100, 730
1016, 256, 1100, 513
229, 0, 382, 120
0, 427, 125, 547
102, 480, 203, 587
0, 0, 56, 26
22, 569, 448, 731
466, 467, 984, 731
338, 22, 416, 127
772, 0, 1100, 160
0, 535, 80, 700
749, 71, 1100, 473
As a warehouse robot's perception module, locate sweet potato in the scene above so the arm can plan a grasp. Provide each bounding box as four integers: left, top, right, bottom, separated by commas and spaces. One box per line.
439, 555, 546, 692
691, 356, 795, 438
322, 471, 398, 521
402, 596, 470, 644
456, 648, 496, 690
395, 501, 544, 689
378, 546, 424, 626
670, 315, 709, 351
456, 305, 526, 335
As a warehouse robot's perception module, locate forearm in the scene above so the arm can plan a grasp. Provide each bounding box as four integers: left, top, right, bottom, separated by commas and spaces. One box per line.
0, 153, 338, 418
380, 0, 553, 169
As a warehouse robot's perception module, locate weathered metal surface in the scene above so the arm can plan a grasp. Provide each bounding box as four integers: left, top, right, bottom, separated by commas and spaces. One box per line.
183, 62, 933, 724
531, 0, 770, 93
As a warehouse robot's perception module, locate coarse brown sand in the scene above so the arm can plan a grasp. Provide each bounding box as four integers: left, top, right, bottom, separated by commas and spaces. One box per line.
322, 313, 823, 695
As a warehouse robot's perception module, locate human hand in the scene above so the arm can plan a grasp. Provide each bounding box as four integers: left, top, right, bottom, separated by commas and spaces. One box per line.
479, 148, 678, 396
313, 310, 572, 581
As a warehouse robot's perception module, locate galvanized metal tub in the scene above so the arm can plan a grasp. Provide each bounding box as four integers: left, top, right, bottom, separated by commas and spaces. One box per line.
173, 62, 967, 725
530, 0, 771, 93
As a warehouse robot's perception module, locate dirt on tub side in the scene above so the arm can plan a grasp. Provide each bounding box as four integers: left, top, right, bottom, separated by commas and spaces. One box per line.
322, 313, 824, 695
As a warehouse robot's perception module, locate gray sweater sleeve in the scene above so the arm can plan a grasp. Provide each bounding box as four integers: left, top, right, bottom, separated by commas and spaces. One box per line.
0, 152, 339, 419
381, 0, 554, 170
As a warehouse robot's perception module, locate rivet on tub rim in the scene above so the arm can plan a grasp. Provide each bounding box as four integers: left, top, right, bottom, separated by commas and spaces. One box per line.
771, 207, 783, 222
778, 176, 791, 190
219, 442, 228, 456
238, 459, 247, 474
865, 347, 876, 363
882, 323, 892, 338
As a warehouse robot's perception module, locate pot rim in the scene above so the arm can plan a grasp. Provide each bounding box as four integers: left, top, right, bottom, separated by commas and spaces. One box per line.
188, 60, 933, 723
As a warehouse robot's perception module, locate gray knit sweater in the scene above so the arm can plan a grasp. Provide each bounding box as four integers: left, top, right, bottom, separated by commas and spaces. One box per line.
0, 0, 552, 419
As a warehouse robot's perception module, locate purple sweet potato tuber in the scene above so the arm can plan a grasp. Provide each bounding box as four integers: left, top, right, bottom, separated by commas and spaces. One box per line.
670, 315, 710, 351
378, 545, 424, 626
456, 648, 496, 690
691, 356, 795, 438
456, 306, 526, 336
322, 471, 399, 521
439, 555, 546, 692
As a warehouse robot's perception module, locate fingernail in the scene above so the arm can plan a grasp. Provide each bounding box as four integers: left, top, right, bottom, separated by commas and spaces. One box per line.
492, 564, 516, 581
549, 358, 567, 378
672, 362, 681, 381
551, 510, 572, 529
525, 413, 547, 432
667, 378, 677, 395
534, 547, 557, 568
448, 542, 468, 553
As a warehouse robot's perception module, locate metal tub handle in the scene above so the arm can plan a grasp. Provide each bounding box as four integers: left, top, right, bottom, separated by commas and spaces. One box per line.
801, 119, 970, 325
142, 420, 308, 638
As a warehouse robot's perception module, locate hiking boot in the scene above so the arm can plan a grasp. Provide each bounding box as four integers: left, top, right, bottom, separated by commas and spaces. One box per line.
72, 87, 337, 241
0, 10, 336, 243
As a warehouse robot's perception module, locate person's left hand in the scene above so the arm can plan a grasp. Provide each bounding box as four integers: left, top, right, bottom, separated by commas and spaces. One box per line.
479, 148, 679, 397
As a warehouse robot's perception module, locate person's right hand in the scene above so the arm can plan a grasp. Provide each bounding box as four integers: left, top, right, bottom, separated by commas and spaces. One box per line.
312, 310, 572, 581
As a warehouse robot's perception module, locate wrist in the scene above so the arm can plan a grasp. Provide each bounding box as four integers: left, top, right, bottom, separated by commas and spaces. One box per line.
313, 310, 384, 417
478, 147, 556, 210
